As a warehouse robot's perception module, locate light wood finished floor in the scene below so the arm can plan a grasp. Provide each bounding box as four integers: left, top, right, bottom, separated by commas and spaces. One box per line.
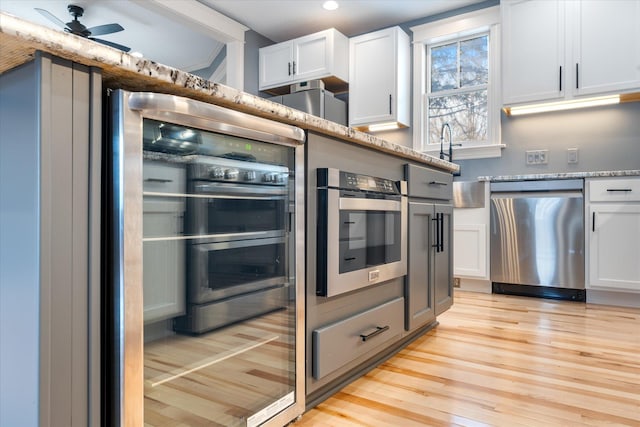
295, 291, 640, 427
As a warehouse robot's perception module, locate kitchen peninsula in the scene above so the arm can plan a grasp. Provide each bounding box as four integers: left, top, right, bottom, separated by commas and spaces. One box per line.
1, 11, 457, 427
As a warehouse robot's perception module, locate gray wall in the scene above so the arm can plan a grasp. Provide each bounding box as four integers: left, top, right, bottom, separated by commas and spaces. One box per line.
242, 0, 639, 179
457, 102, 640, 180
244, 30, 277, 97
0, 59, 40, 427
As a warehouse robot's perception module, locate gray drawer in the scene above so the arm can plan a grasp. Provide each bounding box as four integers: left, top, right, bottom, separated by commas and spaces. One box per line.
312, 297, 404, 379
404, 164, 453, 200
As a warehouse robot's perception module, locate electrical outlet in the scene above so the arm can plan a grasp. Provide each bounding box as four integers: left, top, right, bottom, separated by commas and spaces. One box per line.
538, 149, 548, 164
453, 277, 461, 288
567, 148, 579, 164
526, 150, 548, 165
526, 151, 536, 165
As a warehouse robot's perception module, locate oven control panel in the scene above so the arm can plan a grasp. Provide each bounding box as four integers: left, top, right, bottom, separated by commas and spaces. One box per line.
190, 155, 289, 185
317, 168, 403, 195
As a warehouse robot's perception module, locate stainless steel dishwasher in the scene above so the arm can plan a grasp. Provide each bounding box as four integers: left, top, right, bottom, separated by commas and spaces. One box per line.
490, 179, 585, 301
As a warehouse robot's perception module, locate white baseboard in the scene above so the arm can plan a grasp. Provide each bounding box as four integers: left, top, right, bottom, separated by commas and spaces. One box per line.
456, 278, 492, 294
587, 290, 640, 308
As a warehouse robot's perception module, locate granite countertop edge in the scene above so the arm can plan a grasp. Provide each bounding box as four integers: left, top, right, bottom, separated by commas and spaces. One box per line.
0, 12, 458, 174
477, 170, 640, 182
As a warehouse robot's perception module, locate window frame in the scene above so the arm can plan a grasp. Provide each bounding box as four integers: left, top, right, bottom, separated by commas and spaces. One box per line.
411, 6, 503, 160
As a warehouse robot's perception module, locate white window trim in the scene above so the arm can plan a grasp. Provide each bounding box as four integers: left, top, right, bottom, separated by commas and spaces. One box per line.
411, 6, 503, 160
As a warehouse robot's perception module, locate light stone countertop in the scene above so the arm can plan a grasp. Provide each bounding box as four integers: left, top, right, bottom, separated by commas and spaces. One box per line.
478, 170, 640, 182
0, 12, 458, 173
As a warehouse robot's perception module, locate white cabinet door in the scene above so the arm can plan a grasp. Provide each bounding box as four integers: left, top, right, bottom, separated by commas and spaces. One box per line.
502, 0, 565, 105
142, 160, 186, 324
259, 29, 348, 91
143, 201, 186, 323
259, 41, 294, 89
572, 0, 640, 96
588, 204, 640, 292
349, 26, 410, 129
453, 223, 487, 278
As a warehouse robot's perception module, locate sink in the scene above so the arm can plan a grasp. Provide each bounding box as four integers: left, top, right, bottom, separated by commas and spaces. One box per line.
453, 181, 485, 208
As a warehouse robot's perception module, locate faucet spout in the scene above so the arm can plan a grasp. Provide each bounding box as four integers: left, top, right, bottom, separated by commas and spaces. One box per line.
440, 123, 452, 161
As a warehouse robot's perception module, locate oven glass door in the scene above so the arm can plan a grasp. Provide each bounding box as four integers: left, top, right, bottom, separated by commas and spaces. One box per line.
133, 117, 299, 427
339, 208, 401, 273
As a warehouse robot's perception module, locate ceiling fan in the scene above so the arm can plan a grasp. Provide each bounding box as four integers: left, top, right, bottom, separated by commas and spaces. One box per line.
35, 4, 131, 52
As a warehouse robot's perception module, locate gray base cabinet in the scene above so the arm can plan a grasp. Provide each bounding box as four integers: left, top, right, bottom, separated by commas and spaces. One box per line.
405, 165, 454, 332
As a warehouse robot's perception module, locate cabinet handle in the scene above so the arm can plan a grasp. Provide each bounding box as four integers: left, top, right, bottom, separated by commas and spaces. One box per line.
576, 63, 579, 89
144, 178, 172, 183
344, 257, 357, 261
592, 211, 595, 232
439, 212, 444, 252
389, 94, 392, 115
606, 188, 632, 192
359, 325, 389, 342
288, 62, 291, 76
559, 66, 562, 91
293, 61, 296, 75
428, 181, 448, 186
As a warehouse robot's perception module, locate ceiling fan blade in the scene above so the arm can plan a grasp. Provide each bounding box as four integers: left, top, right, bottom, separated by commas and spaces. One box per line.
35, 8, 66, 29
88, 23, 124, 37
91, 38, 131, 53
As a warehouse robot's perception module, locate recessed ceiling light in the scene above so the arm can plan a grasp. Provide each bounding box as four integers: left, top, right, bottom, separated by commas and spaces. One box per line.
323, 1, 339, 11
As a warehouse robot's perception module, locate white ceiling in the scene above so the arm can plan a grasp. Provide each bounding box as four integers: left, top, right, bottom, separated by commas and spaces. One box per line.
1, 0, 486, 72
201, 0, 487, 42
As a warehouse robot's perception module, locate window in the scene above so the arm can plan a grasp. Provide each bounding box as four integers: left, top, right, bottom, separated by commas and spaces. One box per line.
411, 6, 503, 160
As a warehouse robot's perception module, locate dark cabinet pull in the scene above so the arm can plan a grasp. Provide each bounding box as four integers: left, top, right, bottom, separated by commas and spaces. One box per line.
344, 257, 356, 261
559, 66, 562, 91
389, 94, 392, 115
576, 63, 579, 89
293, 61, 296, 75
592, 211, 595, 232
344, 221, 356, 224
288, 62, 291, 76
439, 212, 444, 252
432, 216, 439, 249
360, 325, 389, 342
428, 181, 448, 186
606, 188, 632, 192
144, 178, 172, 183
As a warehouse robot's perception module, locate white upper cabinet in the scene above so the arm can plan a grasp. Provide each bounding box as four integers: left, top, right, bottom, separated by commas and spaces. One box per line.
259, 28, 349, 92
502, 0, 640, 106
502, 0, 565, 105
573, 0, 640, 96
348, 26, 410, 129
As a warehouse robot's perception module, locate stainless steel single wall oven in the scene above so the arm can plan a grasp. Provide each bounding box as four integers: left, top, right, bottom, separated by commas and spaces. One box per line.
317, 168, 407, 297
106, 90, 306, 427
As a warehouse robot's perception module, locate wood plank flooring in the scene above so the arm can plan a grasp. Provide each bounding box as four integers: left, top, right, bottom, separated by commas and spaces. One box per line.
295, 291, 640, 427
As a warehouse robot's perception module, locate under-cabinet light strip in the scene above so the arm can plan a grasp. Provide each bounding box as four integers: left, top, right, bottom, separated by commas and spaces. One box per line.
506, 95, 620, 116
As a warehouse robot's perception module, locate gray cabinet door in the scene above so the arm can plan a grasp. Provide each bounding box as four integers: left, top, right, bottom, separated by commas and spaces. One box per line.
434, 204, 453, 315
406, 202, 436, 330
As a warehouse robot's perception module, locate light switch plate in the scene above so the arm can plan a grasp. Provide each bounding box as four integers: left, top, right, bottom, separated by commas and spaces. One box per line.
567, 148, 579, 164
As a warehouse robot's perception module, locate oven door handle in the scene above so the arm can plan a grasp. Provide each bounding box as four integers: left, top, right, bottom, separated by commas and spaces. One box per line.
339, 197, 402, 212
192, 236, 286, 251
194, 183, 288, 197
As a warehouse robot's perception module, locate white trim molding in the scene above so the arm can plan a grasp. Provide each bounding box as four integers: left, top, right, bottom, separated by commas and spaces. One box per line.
411, 6, 502, 159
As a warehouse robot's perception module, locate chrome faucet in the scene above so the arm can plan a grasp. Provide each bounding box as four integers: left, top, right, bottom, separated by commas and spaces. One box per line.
439, 123, 461, 161
440, 123, 452, 160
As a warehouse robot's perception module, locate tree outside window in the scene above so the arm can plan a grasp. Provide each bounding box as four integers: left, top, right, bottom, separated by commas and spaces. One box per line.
427, 34, 489, 146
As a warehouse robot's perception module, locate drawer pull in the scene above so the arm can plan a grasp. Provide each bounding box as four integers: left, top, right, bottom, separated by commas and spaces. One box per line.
145, 178, 173, 183
606, 188, 632, 192
359, 325, 389, 342
344, 257, 357, 261
428, 181, 448, 186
